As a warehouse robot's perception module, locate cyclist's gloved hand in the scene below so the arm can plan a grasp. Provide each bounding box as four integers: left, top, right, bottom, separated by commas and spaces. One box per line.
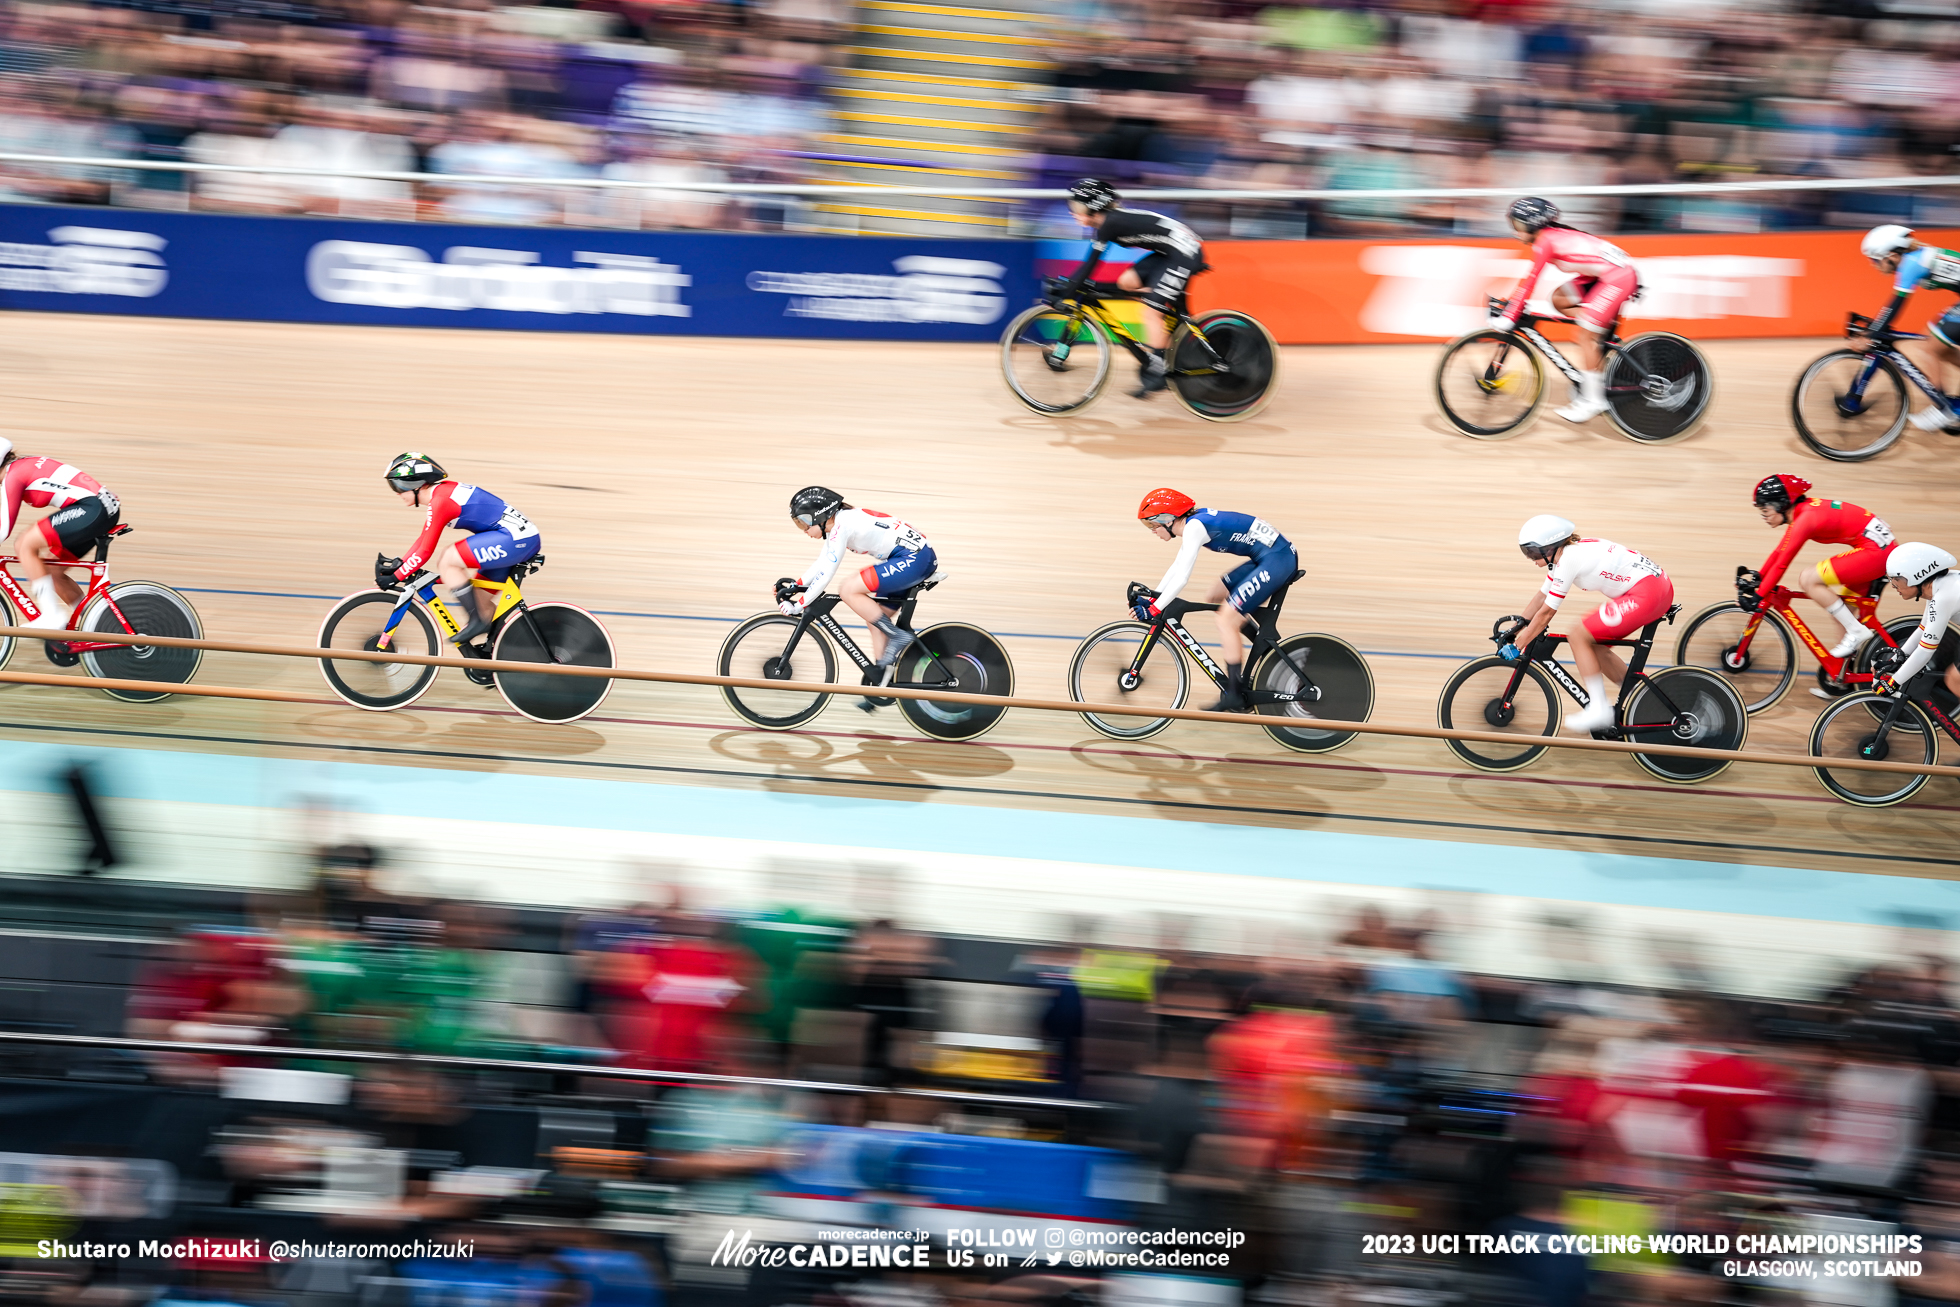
1498, 643, 1522, 662
376, 555, 405, 590
1873, 672, 1901, 696
1132, 588, 1161, 622
779, 599, 803, 618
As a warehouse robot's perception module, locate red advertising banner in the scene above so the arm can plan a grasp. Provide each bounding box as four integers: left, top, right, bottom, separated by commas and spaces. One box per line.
1195, 229, 1960, 346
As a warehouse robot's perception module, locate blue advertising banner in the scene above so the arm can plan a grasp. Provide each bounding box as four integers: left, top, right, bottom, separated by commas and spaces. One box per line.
0, 205, 1036, 341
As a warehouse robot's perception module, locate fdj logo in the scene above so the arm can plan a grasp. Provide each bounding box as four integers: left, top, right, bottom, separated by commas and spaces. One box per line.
1234, 569, 1270, 602
475, 545, 508, 562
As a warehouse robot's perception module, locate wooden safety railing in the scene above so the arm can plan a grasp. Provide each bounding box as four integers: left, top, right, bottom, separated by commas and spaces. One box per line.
3, 624, 1955, 781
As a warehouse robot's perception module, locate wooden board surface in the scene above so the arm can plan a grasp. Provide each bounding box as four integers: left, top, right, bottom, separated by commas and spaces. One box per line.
1, 312, 1955, 881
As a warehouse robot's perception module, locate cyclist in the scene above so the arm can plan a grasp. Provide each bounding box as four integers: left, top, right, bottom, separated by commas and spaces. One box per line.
1056, 178, 1205, 399
1874, 542, 1960, 705
382, 452, 540, 646
1489, 197, 1641, 425
1133, 488, 1297, 714
1505, 515, 1674, 735
779, 486, 936, 671
0, 438, 123, 630
1856, 224, 1960, 432
1749, 473, 1897, 671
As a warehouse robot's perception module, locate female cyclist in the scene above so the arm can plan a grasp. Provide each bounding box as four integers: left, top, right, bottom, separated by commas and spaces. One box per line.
1490, 197, 1641, 424
1875, 543, 1960, 705
1506, 515, 1674, 735
778, 486, 936, 669
383, 452, 541, 645
1750, 473, 1896, 669
1856, 224, 1960, 432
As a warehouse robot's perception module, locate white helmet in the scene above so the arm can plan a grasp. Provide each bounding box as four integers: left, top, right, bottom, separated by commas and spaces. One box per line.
1518, 514, 1576, 563
0, 438, 12, 465
1862, 224, 1914, 261
1887, 542, 1957, 587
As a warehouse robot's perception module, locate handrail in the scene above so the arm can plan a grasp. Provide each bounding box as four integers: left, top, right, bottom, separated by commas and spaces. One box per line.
3, 150, 1960, 202
0, 1029, 1109, 1109
6, 624, 1957, 781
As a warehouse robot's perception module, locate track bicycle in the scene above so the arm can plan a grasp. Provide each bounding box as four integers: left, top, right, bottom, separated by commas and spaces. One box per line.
1790, 311, 1960, 462
1809, 653, 1959, 806
0, 525, 202, 702
718, 577, 1014, 742
999, 280, 1279, 422
1675, 564, 1918, 714
1434, 295, 1713, 443
317, 554, 615, 725
1066, 571, 1374, 754
1437, 607, 1747, 782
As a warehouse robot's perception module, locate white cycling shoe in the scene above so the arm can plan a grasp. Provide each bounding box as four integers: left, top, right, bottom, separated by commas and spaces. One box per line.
1829, 626, 1874, 659
1564, 701, 1616, 735
1908, 406, 1959, 431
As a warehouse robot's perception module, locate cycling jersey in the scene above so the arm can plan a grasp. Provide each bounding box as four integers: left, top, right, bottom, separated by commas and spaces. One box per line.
1540, 539, 1666, 609
1498, 227, 1639, 332
1760, 497, 1896, 592
396, 482, 538, 581
1895, 570, 1960, 683
1893, 245, 1960, 295
794, 508, 930, 607
1061, 208, 1205, 312
0, 456, 115, 543
1154, 509, 1293, 606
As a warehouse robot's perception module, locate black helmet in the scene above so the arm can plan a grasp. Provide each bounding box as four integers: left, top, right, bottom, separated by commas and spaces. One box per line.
385, 452, 447, 493
790, 485, 844, 528
1067, 178, 1118, 214
1507, 196, 1559, 233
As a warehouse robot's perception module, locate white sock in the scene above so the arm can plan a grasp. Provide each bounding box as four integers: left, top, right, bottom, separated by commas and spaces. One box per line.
1824, 599, 1861, 638
28, 577, 66, 625
1584, 675, 1607, 709
1582, 370, 1604, 406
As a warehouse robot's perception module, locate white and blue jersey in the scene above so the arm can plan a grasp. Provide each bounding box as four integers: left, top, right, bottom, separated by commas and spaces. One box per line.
1154, 508, 1297, 615
1889, 245, 1960, 346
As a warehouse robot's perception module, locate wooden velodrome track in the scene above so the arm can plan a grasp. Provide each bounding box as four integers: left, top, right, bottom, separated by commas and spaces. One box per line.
1, 312, 1956, 882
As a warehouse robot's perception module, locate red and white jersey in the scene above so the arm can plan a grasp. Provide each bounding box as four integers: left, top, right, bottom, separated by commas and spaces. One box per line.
0, 456, 114, 542
797, 507, 929, 600
1500, 227, 1637, 322
1541, 538, 1666, 610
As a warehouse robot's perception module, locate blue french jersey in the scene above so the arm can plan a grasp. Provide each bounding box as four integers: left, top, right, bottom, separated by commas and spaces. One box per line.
1194, 508, 1291, 560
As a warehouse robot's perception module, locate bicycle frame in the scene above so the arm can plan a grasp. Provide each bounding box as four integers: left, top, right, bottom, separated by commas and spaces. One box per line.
775, 590, 951, 686
0, 528, 137, 652
1838, 314, 1952, 417
1875, 676, 1960, 748
1125, 586, 1322, 708
1507, 616, 1683, 734
1732, 572, 1895, 683
374, 569, 529, 651
1047, 291, 1228, 378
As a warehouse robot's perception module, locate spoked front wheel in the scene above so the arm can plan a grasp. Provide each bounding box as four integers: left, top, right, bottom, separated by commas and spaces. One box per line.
318, 590, 440, 711
491, 602, 614, 725
1792, 349, 1908, 463
719, 614, 837, 730
0, 587, 17, 673
79, 581, 203, 702
897, 622, 1014, 741
1621, 666, 1747, 784
1068, 621, 1188, 740
1169, 309, 1279, 422
1000, 304, 1112, 415
1437, 656, 1560, 771
1605, 332, 1713, 443
1250, 633, 1373, 754
1674, 603, 1796, 714
1434, 330, 1547, 439
1810, 690, 1936, 806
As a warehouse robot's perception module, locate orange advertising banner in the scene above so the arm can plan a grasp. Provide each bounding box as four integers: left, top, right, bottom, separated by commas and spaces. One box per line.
1195, 229, 1960, 346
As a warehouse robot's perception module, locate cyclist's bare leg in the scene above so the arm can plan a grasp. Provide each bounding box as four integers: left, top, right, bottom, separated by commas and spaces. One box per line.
1549, 285, 1605, 373
1566, 625, 1627, 688
1201, 577, 1246, 670
1947, 663, 1960, 701
839, 569, 894, 661
1116, 268, 1170, 351
435, 544, 492, 623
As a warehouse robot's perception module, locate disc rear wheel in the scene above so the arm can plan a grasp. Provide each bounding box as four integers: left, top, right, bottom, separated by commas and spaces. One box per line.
491, 602, 614, 725
81, 582, 203, 702
1622, 666, 1747, 783
1604, 332, 1712, 443
1251, 633, 1373, 753
897, 623, 1014, 741
1169, 310, 1279, 422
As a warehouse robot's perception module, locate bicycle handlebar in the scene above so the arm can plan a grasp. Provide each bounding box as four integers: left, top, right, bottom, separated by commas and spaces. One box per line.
1845, 310, 1924, 343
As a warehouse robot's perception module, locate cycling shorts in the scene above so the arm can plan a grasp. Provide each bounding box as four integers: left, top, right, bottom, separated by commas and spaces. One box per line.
1935, 628, 1960, 674
1932, 306, 1960, 349
1566, 267, 1640, 334
456, 526, 541, 582
1583, 573, 1674, 641
1223, 547, 1298, 615
1817, 542, 1895, 597
1131, 251, 1204, 314
35, 492, 120, 563
863, 545, 937, 598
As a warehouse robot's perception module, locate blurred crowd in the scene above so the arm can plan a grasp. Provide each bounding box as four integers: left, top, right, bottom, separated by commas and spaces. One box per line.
3, 842, 1960, 1307
3, 0, 1960, 235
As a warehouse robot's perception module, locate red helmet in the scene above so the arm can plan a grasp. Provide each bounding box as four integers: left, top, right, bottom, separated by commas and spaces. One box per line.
1753, 474, 1813, 511
1138, 488, 1196, 526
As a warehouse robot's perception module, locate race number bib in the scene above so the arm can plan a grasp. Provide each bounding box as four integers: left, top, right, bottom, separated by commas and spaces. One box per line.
1244, 518, 1280, 547
499, 506, 539, 540
1864, 516, 1895, 548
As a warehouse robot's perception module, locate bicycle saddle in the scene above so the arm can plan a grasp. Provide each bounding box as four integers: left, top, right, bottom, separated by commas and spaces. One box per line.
876, 572, 944, 606
1664, 603, 1682, 622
